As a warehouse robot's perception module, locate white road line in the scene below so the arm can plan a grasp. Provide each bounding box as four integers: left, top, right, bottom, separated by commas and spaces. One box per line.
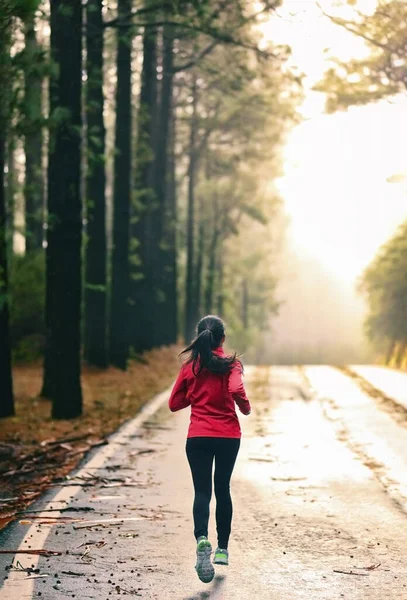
0, 386, 172, 599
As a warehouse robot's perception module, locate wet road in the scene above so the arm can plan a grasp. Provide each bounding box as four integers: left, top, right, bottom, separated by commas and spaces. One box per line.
1, 366, 407, 599
351, 365, 407, 410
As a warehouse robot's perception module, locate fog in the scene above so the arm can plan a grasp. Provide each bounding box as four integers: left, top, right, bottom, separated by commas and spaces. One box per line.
256, 247, 373, 366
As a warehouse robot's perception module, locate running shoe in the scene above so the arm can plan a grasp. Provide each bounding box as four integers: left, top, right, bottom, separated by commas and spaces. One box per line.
213, 547, 229, 565
195, 536, 215, 583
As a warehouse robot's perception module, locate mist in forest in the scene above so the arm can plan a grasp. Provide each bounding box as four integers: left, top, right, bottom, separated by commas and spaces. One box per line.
250, 244, 373, 366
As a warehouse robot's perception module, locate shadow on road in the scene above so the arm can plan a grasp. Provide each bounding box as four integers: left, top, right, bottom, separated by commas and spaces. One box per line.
183, 575, 226, 599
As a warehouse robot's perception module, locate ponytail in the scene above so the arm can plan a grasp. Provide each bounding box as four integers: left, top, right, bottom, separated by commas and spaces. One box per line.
180, 315, 239, 376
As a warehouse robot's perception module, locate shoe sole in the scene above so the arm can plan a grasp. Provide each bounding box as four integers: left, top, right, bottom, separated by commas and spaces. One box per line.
195, 541, 215, 583
213, 557, 228, 565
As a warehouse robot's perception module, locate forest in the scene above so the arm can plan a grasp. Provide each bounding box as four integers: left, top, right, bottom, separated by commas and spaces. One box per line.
1, 0, 407, 429
0, 0, 301, 421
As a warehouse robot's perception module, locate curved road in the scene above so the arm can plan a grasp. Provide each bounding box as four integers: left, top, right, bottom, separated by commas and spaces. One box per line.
1, 366, 407, 599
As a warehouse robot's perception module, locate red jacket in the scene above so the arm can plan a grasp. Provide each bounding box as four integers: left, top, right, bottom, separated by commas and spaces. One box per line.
168, 347, 251, 438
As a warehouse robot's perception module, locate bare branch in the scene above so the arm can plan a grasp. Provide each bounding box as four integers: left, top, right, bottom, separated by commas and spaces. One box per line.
104, 4, 279, 59
316, 2, 394, 52
103, 2, 171, 28
173, 41, 218, 73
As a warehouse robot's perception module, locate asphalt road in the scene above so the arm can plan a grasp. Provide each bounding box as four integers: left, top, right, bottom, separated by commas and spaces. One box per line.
1, 366, 407, 599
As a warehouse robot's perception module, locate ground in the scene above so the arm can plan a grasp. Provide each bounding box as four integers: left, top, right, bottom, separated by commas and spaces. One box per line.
0, 347, 181, 529
0, 365, 407, 599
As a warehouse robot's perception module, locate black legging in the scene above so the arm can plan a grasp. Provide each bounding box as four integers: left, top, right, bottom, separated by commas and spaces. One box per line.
186, 437, 240, 549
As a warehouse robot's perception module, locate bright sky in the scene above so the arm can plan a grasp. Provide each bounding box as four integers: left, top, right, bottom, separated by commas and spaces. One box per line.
262, 0, 407, 285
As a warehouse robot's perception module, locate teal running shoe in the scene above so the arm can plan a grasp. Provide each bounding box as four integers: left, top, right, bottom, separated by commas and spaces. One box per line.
213, 547, 229, 565
195, 537, 215, 583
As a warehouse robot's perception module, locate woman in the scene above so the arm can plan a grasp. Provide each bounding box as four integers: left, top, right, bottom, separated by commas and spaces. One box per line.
169, 315, 251, 584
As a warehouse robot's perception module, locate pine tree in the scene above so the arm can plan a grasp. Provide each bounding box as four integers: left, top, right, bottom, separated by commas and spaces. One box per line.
84, 0, 108, 368
44, 0, 83, 418
109, 0, 133, 369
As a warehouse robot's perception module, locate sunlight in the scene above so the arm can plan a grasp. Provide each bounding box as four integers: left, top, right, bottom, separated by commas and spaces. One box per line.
260, 0, 407, 285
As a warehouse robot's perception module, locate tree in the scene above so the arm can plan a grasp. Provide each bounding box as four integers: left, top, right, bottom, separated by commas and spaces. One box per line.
0, 0, 40, 418
151, 23, 176, 346
184, 73, 198, 342
0, 4, 15, 418
0, 141, 14, 418
84, 0, 108, 368
109, 0, 133, 369
315, 1, 407, 111
130, 20, 157, 354
23, 11, 44, 252
359, 221, 407, 366
163, 97, 178, 344
43, 0, 83, 418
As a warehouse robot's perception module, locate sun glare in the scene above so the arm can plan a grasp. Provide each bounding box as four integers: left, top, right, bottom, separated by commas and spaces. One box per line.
261, 0, 407, 285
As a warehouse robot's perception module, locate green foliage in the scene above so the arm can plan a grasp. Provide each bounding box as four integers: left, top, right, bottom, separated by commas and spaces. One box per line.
9, 251, 45, 360
359, 220, 407, 353
315, 1, 407, 111
0, 0, 39, 22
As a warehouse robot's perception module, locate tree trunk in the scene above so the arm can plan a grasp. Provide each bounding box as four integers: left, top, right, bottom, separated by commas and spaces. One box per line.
184, 75, 198, 342
44, 0, 83, 419
0, 130, 14, 418
395, 341, 406, 368
204, 227, 218, 316
84, 0, 108, 368
165, 103, 178, 344
131, 22, 157, 354
193, 217, 205, 323
242, 278, 249, 328
216, 255, 224, 317
24, 13, 44, 252
385, 338, 396, 366
153, 24, 175, 346
6, 134, 16, 259
109, 0, 133, 369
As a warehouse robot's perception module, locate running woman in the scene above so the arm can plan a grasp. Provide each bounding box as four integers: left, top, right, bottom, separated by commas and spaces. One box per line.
169, 315, 251, 584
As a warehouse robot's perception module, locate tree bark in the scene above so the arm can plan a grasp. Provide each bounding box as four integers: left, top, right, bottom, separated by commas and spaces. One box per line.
24, 13, 44, 252
242, 278, 249, 328
131, 22, 157, 354
395, 341, 406, 368
216, 254, 224, 317
0, 130, 14, 418
184, 75, 198, 342
109, 0, 133, 369
44, 0, 83, 418
385, 338, 396, 366
152, 24, 175, 346
164, 103, 178, 344
193, 216, 205, 323
84, 0, 108, 368
204, 227, 219, 316
6, 134, 16, 259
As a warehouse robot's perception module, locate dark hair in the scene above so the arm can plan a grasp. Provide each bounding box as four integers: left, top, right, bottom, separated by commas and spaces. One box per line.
180, 315, 239, 376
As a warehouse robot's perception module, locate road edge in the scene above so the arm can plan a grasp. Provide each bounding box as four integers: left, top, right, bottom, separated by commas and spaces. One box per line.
0, 384, 173, 599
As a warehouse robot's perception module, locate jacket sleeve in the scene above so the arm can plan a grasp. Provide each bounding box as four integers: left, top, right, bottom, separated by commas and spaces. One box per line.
228, 364, 251, 415
169, 366, 191, 412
